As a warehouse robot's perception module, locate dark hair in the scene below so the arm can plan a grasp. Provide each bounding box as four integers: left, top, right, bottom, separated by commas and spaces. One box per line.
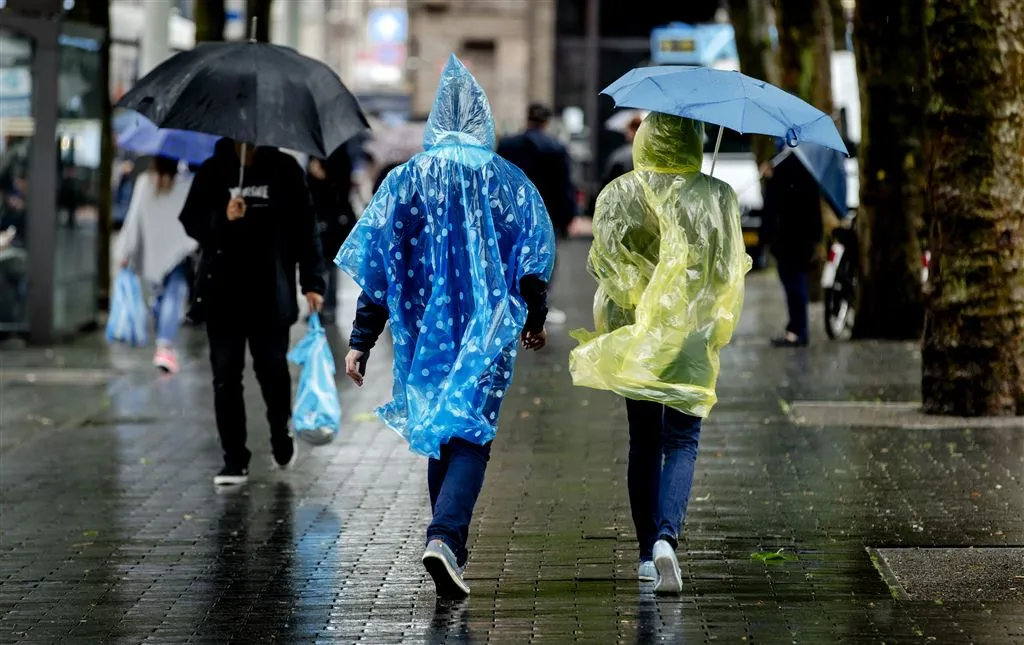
527, 103, 553, 125
151, 156, 178, 194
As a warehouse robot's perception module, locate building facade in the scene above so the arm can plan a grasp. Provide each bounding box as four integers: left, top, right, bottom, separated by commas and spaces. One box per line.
406, 0, 555, 135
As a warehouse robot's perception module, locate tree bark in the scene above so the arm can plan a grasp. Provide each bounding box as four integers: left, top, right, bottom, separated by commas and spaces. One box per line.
775, 0, 834, 114
731, 0, 779, 166
68, 0, 113, 311
922, 0, 1024, 416
829, 0, 849, 50
194, 0, 227, 42
775, 0, 835, 301
850, 0, 927, 340
246, 0, 274, 42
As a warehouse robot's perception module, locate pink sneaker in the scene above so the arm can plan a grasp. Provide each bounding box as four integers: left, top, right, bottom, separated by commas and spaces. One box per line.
153, 347, 180, 374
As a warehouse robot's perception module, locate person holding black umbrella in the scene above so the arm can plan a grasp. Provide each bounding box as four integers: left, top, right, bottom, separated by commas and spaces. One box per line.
116, 22, 370, 485
180, 138, 326, 486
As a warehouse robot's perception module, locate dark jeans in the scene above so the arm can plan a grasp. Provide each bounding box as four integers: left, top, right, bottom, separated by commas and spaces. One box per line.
426, 438, 493, 567
323, 264, 339, 313
625, 399, 702, 561
207, 321, 292, 469
777, 266, 810, 343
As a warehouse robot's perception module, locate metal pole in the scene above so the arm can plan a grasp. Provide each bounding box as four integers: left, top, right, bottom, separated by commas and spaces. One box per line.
584, 0, 600, 197
710, 125, 724, 177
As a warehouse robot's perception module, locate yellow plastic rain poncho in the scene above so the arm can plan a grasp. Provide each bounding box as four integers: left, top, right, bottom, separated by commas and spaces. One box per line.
569, 113, 752, 417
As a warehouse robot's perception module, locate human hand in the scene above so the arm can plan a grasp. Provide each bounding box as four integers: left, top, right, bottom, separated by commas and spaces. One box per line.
521, 327, 547, 351
305, 292, 324, 313
226, 197, 246, 221
345, 349, 367, 386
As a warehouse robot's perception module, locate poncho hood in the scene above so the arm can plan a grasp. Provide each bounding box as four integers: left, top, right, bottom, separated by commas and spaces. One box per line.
424, 54, 496, 151
633, 112, 704, 174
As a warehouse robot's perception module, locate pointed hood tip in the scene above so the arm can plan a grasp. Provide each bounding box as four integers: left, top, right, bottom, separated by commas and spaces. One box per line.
423, 52, 496, 150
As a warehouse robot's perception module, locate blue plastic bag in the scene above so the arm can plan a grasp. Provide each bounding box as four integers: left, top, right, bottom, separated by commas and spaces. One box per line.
287, 313, 341, 445
106, 268, 148, 346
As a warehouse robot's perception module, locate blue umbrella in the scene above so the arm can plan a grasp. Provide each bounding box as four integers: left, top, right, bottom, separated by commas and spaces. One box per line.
788, 142, 849, 217
113, 109, 220, 165
601, 66, 848, 175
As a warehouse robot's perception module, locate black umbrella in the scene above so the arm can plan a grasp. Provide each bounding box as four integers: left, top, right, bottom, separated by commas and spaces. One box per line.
115, 36, 369, 163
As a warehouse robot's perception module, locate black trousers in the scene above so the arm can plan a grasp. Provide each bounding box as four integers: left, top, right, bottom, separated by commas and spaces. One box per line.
207, 321, 292, 469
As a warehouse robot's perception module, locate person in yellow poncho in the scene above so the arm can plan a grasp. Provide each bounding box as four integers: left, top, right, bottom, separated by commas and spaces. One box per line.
570, 112, 751, 594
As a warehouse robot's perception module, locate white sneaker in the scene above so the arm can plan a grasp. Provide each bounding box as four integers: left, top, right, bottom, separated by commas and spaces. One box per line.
422, 539, 470, 599
638, 560, 656, 582
653, 539, 682, 595
547, 307, 567, 326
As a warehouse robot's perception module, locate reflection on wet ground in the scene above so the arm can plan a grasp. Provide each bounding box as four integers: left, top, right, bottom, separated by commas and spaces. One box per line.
0, 240, 1021, 643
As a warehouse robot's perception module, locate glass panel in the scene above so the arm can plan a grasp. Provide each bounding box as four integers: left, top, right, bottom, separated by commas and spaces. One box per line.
53, 29, 103, 332
0, 29, 34, 330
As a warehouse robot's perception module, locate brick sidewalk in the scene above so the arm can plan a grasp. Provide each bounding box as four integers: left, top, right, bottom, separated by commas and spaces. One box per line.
0, 240, 1021, 644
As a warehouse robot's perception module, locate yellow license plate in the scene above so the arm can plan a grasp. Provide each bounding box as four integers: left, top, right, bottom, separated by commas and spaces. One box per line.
743, 231, 759, 247
660, 39, 695, 53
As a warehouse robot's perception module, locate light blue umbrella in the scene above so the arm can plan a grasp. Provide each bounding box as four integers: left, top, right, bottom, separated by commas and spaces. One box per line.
601, 66, 848, 175
113, 109, 220, 165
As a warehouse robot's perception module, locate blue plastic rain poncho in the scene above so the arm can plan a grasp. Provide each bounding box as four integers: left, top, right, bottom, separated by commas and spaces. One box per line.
335, 55, 556, 458
288, 313, 342, 445
570, 113, 752, 417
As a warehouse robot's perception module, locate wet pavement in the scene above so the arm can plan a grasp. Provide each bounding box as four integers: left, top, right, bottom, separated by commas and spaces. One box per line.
1, 239, 1022, 644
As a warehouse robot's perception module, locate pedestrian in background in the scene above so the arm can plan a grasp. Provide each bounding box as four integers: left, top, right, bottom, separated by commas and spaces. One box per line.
116, 155, 196, 374
180, 138, 326, 486
307, 138, 361, 323
336, 56, 555, 599
496, 102, 576, 326
761, 147, 822, 347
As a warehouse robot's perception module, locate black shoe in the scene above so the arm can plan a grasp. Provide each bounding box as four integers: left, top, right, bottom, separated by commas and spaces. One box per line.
271, 434, 297, 469
214, 465, 249, 486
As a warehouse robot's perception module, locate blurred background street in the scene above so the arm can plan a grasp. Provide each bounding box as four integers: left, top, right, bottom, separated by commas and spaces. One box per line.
1, 0, 1023, 643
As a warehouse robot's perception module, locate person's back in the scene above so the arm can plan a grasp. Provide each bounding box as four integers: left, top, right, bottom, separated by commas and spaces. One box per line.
497, 104, 576, 238
573, 112, 750, 415
569, 111, 750, 595
335, 55, 555, 600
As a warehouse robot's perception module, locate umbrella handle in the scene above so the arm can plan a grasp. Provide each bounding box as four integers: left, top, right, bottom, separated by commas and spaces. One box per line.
238, 142, 247, 189
709, 125, 724, 178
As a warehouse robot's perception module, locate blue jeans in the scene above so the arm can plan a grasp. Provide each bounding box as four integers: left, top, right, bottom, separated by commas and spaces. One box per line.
777, 266, 809, 343
153, 261, 190, 346
625, 399, 702, 561
426, 438, 492, 567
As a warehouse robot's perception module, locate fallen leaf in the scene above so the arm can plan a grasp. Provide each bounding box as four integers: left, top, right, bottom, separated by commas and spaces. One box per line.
183, 514, 193, 521
139, 458, 151, 465
518, 410, 531, 419
750, 548, 798, 564
532, 397, 542, 406
81, 530, 99, 538
352, 412, 377, 422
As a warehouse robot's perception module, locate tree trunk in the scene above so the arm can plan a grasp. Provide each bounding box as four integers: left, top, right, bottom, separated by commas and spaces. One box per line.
194, 0, 227, 42
829, 0, 849, 50
850, 0, 927, 340
247, 0, 274, 42
775, 0, 835, 301
68, 0, 113, 311
922, 0, 1024, 417
731, 0, 779, 166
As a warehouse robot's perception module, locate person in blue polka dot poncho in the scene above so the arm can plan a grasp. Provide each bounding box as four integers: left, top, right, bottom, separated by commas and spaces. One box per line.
334, 54, 556, 598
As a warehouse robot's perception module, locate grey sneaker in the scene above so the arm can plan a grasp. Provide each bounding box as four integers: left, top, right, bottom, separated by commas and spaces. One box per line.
653, 539, 682, 595
422, 539, 470, 599
638, 560, 656, 582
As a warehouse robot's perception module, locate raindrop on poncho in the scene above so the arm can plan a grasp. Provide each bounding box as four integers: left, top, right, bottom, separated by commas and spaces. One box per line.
336, 55, 556, 458
570, 112, 752, 417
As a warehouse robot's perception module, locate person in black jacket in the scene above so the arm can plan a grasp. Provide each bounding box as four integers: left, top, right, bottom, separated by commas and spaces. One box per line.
180, 138, 326, 486
496, 104, 576, 326
307, 140, 361, 323
761, 151, 823, 347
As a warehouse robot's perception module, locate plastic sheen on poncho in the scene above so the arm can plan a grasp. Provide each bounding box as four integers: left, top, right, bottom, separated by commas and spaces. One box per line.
335, 54, 556, 459
569, 112, 752, 417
